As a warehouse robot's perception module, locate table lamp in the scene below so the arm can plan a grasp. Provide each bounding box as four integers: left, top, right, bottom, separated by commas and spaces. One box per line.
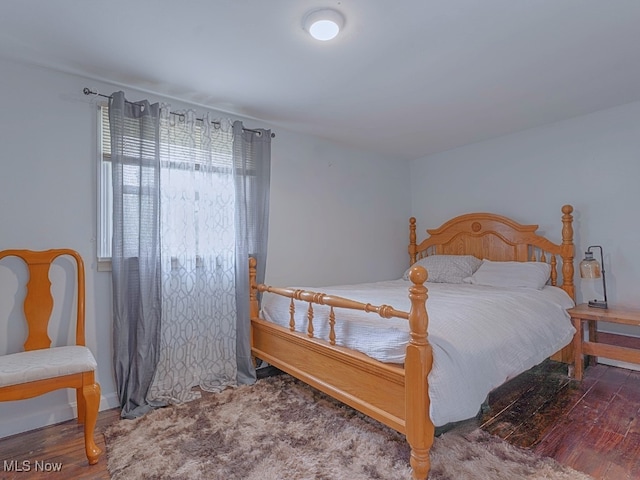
579, 245, 608, 309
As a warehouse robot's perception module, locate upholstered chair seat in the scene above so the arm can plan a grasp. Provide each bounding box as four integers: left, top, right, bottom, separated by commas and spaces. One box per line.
0, 346, 97, 387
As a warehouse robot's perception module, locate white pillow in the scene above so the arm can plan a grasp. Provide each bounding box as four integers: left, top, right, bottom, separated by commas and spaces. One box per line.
466, 260, 551, 289
403, 255, 483, 284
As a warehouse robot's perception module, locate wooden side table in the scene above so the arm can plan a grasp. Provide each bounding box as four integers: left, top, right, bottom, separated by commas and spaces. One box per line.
569, 303, 640, 380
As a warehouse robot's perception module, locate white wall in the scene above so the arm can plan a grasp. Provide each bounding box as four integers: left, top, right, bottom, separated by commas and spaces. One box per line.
0, 57, 119, 438
0, 57, 410, 437
267, 130, 411, 287
410, 101, 640, 353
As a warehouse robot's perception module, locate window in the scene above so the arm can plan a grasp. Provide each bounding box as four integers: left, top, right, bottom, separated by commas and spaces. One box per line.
97, 104, 235, 271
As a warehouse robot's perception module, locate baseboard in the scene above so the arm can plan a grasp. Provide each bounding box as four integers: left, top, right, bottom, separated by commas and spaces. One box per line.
0, 392, 119, 439
97, 391, 120, 413
597, 358, 640, 372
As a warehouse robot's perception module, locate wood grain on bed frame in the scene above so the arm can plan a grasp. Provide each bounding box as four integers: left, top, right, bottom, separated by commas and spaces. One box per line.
409, 205, 575, 300
249, 204, 575, 480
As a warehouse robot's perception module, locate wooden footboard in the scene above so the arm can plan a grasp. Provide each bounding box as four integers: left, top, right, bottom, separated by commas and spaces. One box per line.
249, 258, 434, 480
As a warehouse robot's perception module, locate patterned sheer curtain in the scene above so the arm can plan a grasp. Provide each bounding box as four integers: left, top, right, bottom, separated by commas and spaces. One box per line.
148, 110, 238, 403
110, 92, 271, 413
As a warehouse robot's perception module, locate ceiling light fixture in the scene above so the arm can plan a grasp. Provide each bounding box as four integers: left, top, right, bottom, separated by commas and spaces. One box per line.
303, 8, 345, 41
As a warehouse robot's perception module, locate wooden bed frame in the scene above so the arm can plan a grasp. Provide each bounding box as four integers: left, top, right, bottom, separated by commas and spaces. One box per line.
249, 205, 575, 480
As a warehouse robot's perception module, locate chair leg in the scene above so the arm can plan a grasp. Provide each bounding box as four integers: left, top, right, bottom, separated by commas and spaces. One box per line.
76, 387, 86, 424
82, 383, 102, 465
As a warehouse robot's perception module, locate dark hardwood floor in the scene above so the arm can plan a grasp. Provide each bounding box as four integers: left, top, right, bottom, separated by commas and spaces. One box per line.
0, 406, 118, 480
479, 356, 640, 479
1, 357, 639, 479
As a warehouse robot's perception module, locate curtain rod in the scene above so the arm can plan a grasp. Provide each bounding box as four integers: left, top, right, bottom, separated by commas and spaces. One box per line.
83, 88, 274, 138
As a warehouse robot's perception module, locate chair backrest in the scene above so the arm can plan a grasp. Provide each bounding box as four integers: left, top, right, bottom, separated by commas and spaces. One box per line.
0, 249, 85, 351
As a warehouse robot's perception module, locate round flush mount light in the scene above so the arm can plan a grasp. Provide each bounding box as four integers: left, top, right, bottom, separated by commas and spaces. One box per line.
303, 8, 345, 41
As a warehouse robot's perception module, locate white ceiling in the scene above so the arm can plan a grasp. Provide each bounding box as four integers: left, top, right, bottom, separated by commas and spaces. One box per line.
2, 0, 640, 161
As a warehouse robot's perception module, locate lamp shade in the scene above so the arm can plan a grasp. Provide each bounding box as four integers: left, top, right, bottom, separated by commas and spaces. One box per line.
579, 251, 601, 279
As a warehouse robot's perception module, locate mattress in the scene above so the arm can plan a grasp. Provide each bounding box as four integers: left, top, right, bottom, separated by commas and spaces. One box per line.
260, 279, 575, 426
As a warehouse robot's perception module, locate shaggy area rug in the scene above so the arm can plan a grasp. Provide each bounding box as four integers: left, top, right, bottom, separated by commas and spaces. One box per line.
105, 374, 592, 480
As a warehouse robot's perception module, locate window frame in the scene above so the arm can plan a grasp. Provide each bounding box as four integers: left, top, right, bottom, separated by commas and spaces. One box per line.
97, 103, 112, 271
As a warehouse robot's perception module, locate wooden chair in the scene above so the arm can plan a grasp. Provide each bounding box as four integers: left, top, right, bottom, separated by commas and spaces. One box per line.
0, 249, 101, 465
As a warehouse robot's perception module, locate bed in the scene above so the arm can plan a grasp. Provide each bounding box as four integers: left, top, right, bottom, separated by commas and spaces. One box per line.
249, 205, 576, 480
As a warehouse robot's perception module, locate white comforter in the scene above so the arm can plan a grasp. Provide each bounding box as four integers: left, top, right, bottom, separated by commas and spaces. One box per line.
260, 279, 575, 427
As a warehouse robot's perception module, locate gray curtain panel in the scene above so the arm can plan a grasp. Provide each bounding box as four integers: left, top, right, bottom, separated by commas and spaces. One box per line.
109, 91, 163, 418
232, 120, 271, 385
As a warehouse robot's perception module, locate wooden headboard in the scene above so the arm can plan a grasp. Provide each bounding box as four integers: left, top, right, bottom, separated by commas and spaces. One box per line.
408, 205, 575, 301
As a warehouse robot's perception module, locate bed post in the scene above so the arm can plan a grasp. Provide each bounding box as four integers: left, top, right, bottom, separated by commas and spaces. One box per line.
549, 205, 578, 365
409, 217, 417, 265
249, 257, 259, 320
561, 205, 575, 300
405, 265, 433, 480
